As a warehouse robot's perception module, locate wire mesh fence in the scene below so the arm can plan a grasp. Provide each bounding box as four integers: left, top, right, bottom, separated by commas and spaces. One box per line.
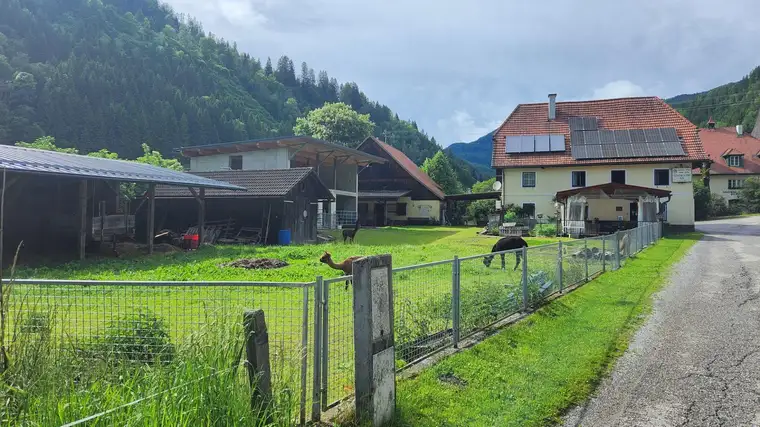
1, 279, 315, 426
457, 251, 524, 337
6, 222, 663, 424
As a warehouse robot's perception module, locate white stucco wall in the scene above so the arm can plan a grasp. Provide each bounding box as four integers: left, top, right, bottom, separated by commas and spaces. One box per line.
189, 148, 290, 172
708, 175, 759, 202
500, 163, 695, 226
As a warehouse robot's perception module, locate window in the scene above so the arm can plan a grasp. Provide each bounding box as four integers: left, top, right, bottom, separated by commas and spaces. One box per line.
728, 179, 745, 190
611, 170, 626, 184
654, 169, 670, 186
571, 171, 586, 187
522, 171, 536, 188
396, 203, 407, 216
522, 203, 536, 219
727, 155, 742, 167
229, 155, 243, 170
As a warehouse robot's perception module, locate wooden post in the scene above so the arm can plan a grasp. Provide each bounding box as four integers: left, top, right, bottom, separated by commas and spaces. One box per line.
99, 200, 106, 244
147, 184, 155, 255
353, 254, 395, 426
78, 180, 88, 260
244, 309, 272, 417
197, 188, 205, 245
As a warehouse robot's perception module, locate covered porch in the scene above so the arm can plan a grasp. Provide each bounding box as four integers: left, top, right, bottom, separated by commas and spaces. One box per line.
555, 183, 671, 237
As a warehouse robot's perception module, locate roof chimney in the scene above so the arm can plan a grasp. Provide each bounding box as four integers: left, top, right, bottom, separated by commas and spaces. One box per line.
548, 93, 557, 121
707, 117, 715, 129
737, 124, 744, 136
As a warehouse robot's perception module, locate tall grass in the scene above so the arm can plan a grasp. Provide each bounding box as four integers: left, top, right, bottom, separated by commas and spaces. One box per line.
0, 286, 302, 426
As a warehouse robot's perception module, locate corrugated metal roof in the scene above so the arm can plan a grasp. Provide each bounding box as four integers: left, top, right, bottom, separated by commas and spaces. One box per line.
0, 144, 243, 190
154, 168, 333, 200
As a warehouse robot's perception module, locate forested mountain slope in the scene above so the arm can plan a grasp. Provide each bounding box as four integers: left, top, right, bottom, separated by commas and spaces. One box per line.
0, 0, 448, 167
667, 66, 760, 133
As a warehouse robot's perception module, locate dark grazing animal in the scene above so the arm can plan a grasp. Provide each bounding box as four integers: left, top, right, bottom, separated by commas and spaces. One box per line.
483, 237, 529, 270
342, 220, 361, 243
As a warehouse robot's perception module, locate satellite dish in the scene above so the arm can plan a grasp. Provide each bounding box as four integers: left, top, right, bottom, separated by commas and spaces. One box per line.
492, 181, 502, 191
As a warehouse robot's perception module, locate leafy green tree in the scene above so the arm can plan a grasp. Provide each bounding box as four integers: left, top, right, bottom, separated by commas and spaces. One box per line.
15, 136, 78, 153
739, 177, 760, 213
466, 177, 497, 224
693, 180, 711, 220
293, 102, 375, 146
87, 148, 120, 159
136, 143, 183, 171
421, 151, 464, 195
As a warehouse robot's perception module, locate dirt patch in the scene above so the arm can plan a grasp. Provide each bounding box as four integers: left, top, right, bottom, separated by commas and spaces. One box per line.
438, 371, 468, 387
220, 258, 289, 270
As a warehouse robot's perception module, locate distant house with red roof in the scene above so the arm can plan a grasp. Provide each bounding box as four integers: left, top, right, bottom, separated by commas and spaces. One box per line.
696, 122, 760, 206
356, 137, 444, 226
491, 94, 709, 233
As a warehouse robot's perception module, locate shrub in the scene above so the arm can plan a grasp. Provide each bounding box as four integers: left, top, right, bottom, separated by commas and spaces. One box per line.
99, 310, 174, 364
708, 194, 741, 217
531, 223, 557, 237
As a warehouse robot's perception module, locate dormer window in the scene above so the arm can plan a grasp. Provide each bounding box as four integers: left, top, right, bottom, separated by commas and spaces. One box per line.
727, 155, 742, 167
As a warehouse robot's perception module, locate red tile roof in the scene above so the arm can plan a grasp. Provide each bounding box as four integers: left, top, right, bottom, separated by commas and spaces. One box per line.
491, 96, 709, 168
696, 127, 760, 175
359, 137, 445, 200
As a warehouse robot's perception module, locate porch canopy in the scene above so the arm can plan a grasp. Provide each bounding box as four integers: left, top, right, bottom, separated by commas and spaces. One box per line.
555, 182, 671, 203
556, 183, 671, 235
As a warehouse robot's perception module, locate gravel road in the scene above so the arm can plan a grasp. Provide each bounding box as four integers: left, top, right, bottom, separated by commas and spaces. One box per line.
564, 217, 760, 427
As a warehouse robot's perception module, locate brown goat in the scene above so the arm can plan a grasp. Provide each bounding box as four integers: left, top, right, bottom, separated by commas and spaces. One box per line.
319, 251, 362, 290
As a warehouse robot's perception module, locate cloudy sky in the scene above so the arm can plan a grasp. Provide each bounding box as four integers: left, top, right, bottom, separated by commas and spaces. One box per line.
164, 0, 760, 146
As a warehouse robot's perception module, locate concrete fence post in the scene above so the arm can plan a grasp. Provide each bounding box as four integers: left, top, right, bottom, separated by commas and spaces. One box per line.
352, 255, 395, 426
557, 241, 563, 293
602, 237, 606, 272
614, 232, 621, 270
521, 246, 529, 311
452, 256, 461, 348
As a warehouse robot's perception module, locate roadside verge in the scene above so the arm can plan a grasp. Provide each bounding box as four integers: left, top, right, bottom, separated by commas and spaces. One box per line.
392, 233, 702, 427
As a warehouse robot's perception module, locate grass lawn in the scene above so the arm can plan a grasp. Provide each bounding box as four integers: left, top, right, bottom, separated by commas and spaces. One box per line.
5, 227, 564, 425
393, 232, 701, 427
15, 226, 559, 281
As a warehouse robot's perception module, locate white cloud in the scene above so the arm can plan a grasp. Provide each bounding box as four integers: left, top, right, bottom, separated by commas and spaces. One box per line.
163, 0, 760, 146
436, 111, 502, 146
591, 81, 648, 100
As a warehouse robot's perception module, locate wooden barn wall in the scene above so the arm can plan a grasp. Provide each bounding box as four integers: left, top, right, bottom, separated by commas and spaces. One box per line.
358, 143, 438, 200
153, 198, 285, 245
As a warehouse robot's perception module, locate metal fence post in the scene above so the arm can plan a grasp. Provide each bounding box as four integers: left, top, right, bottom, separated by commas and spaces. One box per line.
299, 286, 310, 425
321, 279, 329, 411
521, 246, 529, 311
602, 236, 606, 272
557, 241, 563, 293
614, 231, 621, 270
584, 239, 589, 282
452, 256, 461, 348
311, 276, 323, 422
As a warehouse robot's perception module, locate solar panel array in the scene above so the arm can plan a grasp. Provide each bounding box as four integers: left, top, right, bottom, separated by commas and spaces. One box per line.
506, 134, 565, 154
570, 123, 686, 160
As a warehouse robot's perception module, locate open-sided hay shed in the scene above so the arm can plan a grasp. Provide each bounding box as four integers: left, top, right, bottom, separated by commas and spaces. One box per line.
0, 145, 242, 265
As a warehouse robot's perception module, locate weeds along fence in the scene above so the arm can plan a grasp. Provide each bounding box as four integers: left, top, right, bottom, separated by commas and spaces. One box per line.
0, 279, 318, 426
2, 222, 662, 425
313, 222, 662, 414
